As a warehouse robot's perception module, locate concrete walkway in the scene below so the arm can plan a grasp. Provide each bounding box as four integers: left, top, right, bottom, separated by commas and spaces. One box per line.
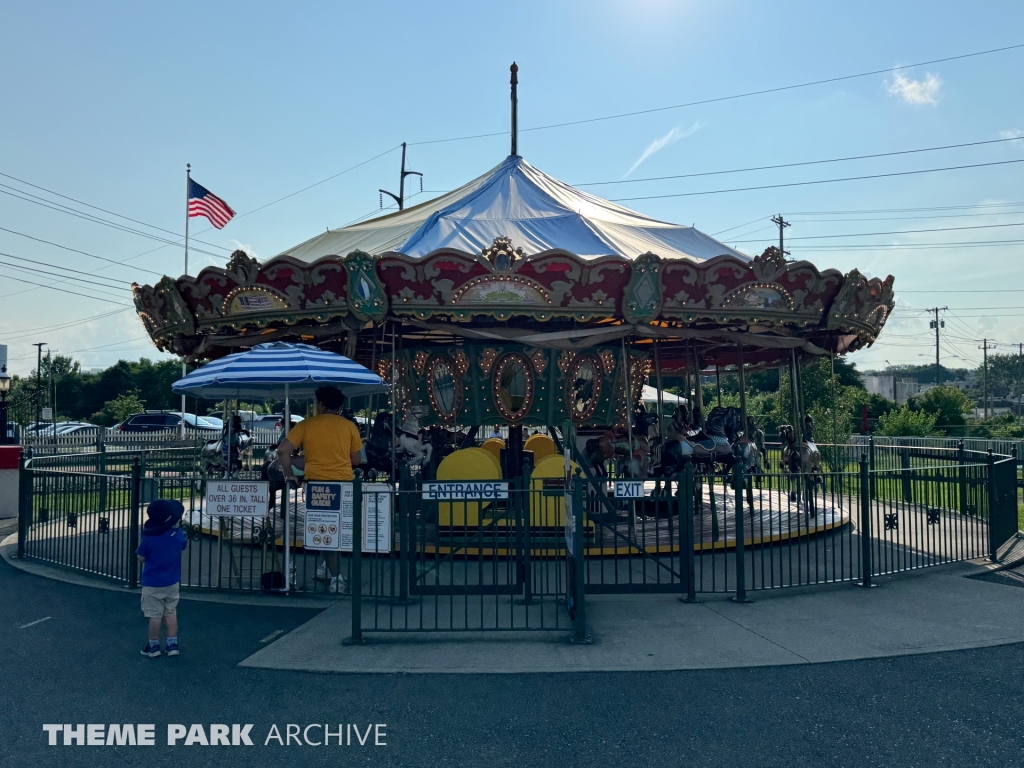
6, 528, 1024, 675
236, 561, 1024, 674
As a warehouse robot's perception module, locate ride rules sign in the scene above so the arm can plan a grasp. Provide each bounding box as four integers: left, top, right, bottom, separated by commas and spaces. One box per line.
304, 482, 392, 553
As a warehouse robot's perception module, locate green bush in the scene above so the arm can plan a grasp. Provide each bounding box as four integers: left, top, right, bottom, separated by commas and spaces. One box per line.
876, 407, 938, 437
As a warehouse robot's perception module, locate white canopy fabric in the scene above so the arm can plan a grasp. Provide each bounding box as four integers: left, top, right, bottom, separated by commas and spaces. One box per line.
280, 155, 749, 263
641, 385, 686, 406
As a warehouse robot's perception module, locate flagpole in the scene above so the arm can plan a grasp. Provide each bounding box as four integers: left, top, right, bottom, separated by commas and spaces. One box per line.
181, 163, 190, 439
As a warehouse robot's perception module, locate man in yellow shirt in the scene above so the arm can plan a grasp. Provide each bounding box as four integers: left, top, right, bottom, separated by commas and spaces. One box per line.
277, 385, 363, 593
278, 386, 363, 483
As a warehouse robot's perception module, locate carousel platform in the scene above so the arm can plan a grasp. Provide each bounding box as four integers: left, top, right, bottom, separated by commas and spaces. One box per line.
180, 480, 850, 556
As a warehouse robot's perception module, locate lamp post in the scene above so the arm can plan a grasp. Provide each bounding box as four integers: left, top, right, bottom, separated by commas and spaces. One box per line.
0, 365, 11, 445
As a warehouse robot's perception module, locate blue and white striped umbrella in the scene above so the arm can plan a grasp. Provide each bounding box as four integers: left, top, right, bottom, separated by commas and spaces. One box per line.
172, 342, 388, 399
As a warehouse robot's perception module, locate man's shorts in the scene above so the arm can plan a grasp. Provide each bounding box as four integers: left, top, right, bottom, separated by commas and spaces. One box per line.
141, 584, 180, 618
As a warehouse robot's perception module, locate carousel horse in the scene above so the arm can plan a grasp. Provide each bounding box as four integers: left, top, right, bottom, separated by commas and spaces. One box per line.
618, 404, 659, 479
704, 408, 736, 465
200, 415, 252, 477
396, 405, 432, 467
363, 410, 396, 478
779, 421, 824, 513
655, 403, 717, 476
583, 404, 660, 478
732, 415, 765, 475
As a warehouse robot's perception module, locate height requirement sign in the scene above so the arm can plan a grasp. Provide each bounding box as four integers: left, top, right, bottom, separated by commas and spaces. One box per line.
204, 481, 270, 517
303, 482, 392, 553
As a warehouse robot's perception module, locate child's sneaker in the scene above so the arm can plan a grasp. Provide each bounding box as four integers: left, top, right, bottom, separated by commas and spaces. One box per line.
165, 638, 179, 657
140, 640, 161, 658
315, 561, 330, 581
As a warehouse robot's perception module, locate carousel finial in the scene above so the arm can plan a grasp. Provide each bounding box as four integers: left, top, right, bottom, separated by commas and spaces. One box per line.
510, 62, 519, 157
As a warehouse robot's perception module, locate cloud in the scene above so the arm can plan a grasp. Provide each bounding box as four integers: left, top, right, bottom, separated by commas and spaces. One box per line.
624, 122, 701, 177
886, 72, 942, 105
227, 240, 260, 260
1000, 129, 1024, 143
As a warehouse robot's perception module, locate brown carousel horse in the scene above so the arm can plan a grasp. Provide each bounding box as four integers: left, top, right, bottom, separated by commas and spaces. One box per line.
583, 404, 660, 478
779, 416, 824, 514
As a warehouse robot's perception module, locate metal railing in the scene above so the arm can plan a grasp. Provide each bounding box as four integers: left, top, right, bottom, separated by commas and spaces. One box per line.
14, 442, 1021, 643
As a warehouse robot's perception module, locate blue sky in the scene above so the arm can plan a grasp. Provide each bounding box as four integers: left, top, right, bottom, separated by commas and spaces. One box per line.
1, 0, 1022, 376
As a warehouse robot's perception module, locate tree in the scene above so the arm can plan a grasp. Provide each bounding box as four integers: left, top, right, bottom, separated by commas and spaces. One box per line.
907, 386, 972, 436
91, 393, 146, 426
876, 407, 938, 437
808, 384, 859, 470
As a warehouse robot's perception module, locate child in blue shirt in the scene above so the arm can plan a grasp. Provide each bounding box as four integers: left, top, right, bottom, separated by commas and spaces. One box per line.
136, 499, 188, 657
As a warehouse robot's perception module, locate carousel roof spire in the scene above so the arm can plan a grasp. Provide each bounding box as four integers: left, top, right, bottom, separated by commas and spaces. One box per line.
510, 62, 519, 158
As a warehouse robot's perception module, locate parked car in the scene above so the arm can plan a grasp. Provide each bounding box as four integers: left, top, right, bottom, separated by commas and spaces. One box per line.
118, 412, 220, 432
55, 422, 98, 435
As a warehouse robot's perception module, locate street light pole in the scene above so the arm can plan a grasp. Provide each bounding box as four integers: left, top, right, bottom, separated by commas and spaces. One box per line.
32, 342, 46, 430
0, 365, 11, 446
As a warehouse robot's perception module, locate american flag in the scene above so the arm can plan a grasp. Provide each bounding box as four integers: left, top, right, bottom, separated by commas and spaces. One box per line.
188, 179, 235, 229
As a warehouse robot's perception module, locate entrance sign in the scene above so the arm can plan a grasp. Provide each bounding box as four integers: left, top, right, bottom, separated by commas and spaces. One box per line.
305, 481, 392, 553
613, 480, 645, 499
205, 480, 270, 517
421, 481, 508, 500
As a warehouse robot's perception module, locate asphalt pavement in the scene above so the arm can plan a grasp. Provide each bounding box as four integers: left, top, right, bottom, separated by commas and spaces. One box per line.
4, 542, 1024, 767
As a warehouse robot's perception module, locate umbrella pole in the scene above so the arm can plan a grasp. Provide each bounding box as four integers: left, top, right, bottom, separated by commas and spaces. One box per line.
390, 322, 397, 482
654, 339, 664, 445
283, 383, 291, 592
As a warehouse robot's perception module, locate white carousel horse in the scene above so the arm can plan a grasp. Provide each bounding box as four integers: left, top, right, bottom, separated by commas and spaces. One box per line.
397, 405, 433, 467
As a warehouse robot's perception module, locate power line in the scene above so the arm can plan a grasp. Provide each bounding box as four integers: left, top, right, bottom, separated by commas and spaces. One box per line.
0, 256, 130, 295
732, 219, 1024, 243
575, 135, 1024, 187
0, 269, 131, 306
234, 145, 401, 221
710, 216, 768, 237
790, 201, 1024, 215
0, 251, 127, 286
0, 309, 131, 339
0, 226, 165, 277
608, 158, 1024, 202
791, 238, 1024, 250
0, 188, 225, 259
409, 42, 1024, 145
790, 210, 1024, 224
0, 175, 231, 251
7, 337, 154, 362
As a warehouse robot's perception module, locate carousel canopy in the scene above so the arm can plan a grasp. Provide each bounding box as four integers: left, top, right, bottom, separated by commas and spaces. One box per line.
280, 155, 748, 263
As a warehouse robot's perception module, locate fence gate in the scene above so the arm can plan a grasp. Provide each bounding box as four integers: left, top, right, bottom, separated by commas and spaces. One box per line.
356, 477, 572, 634
576, 469, 691, 596
989, 457, 1019, 557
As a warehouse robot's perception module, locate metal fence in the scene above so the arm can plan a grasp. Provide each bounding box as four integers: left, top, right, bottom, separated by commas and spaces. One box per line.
20, 427, 283, 454
14, 443, 1022, 642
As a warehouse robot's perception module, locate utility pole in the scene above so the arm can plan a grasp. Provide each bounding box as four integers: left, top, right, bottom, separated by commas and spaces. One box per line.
379, 143, 422, 212
980, 339, 989, 421
928, 307, 947, 387
1018, 342, 1022, 421
771, 214, 791, 258
33, 342, 46, 428
47, 349, 54, 431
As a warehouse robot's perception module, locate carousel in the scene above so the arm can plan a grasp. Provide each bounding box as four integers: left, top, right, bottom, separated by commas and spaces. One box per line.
133, 66, 894, 554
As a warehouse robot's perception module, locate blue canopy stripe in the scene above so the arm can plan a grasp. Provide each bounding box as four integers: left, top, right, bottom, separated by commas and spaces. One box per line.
172, 342, 388, 399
